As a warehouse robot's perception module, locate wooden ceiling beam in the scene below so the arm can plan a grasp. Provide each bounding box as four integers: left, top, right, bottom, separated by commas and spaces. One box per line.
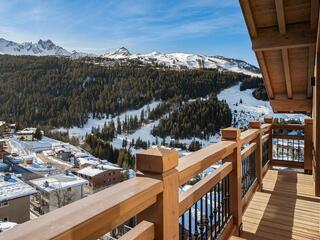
311, 0, 320, 30
253, 24, 317, 51
270, 99, 312, 113
255, 51, 274, 99
239, 0, 258, 38
275, 0, 286, 34
281, 49, 292, 98
307, 45, 316, 98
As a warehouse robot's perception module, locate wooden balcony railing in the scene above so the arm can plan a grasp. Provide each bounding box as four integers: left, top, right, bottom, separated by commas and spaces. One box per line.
0, 118, 315, 240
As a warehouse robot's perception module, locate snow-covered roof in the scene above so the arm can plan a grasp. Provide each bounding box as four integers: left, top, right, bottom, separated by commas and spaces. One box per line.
77, 157, 98, 166
0, 173, 37, 202
74, 152, 89, 158
96, 164, 122, 171
0, 121, 5, 127
77, 166, 105, 177
78, 164, 121, 177
30, 173, 88, 193
54, 147, 71, 153
0, 221, 17, 232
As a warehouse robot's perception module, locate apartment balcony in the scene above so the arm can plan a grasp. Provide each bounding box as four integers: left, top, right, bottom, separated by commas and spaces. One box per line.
0, 118, 318, 240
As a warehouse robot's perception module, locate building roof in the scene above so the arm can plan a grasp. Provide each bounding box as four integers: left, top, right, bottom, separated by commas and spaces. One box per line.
77, 164, 121, 177
77, 166, 106, 177
240, 0, 319, 113
30, 173, 88, 193
96, 164, 122, 171
0, 173, 37, 202
0, 121, 5, 127
77, 157, 98, 167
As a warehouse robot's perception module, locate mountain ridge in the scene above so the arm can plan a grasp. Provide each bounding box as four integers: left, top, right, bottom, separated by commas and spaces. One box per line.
0, 38, 260, 77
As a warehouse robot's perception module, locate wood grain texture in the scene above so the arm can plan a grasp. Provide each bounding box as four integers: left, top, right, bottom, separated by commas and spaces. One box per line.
0, 177, 163, 240
119, 221, 154, 240
275, 0, 286, 34
241, 169, 320, 240
178, 140, 236, 185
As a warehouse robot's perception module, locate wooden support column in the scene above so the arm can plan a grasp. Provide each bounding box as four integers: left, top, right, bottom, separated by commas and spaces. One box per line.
304, 119, 313, 174
249, 121, 263, 191
136, 147, 179, 240
264, 117, 273, 169
221, 127, 242, 235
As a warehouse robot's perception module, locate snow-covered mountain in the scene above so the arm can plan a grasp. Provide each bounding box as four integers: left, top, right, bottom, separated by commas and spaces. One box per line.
0, 38, 71, 56
0, 38, 260, 77
102, 47, 261, 77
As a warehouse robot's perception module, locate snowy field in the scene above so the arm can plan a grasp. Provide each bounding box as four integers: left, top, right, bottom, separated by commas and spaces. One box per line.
218, 83, 307, 128
52, 83, 307, 154
54, 101, 161, 139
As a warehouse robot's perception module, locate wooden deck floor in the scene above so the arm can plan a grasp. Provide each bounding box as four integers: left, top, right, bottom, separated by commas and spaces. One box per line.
240, 169, 320, 240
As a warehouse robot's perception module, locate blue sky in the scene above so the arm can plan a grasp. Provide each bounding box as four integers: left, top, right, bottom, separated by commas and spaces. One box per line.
0, 0, 257, 65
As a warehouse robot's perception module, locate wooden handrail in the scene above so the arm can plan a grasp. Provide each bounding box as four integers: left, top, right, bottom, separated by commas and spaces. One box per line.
241, 142, 257, 161
0, 177, 163, 240
261, 123, 272, 133
179, 162, 232, 215
261, 133, 270, 143
272, 123, 305, 130
272, 133, 304, 140
177, 141, 236, 185
240, 129, 259, 146
118, 221, 155, 240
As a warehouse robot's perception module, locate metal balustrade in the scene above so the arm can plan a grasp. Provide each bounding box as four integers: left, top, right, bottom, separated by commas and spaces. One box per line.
241, 151, 256, 198
179, 175, 231, 240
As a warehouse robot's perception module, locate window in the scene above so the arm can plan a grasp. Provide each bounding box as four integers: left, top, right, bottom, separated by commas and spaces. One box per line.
67, 187, 72, 192
0, 201, 9, 208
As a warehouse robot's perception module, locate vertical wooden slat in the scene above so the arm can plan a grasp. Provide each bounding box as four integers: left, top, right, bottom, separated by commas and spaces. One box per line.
307, 45, 316, 98
282, 49, 293, 98
249, 121, 263, 191
304, 119, 313, 174
239, 0, 258, 38
255, 51, 275, 99
310, 0, 320, 30
221, 128, 242, 235
275, 0, 286, 34
136, 147, 179, 239
264, 117, 273, 169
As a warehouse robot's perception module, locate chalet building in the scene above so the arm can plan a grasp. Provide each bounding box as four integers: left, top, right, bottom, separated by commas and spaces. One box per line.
1, 1, 320, 240
4, 155, 56, 180
29, 172, 87, 214
54, 148, 72, 161
0, 141, 4, 160
16, 128, 36, 141
0, 122, 5, 136
0, 122, 16, 136
51, 143, 72, 161
0, 173, 36, 224
76, 164, 122, 192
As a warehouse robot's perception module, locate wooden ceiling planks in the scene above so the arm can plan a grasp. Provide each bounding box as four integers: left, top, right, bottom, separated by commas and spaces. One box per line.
240, 0, 319, 113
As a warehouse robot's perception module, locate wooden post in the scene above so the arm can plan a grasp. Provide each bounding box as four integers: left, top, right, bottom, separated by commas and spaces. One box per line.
264, 117, 273, 168
304, 119, 313, 174
221, 127, 242, 235
136, 147, 179, 240
250, 121, 263, 191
